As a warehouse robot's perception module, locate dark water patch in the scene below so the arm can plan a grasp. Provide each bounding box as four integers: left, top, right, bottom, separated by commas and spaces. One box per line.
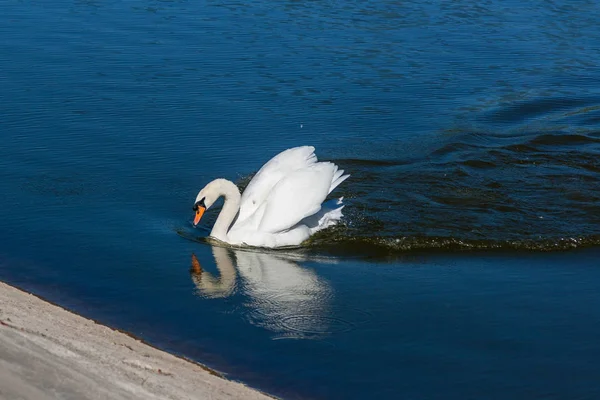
527, 133, 599, 146
307, 230, 600, 259
483, 96, 600, 125
501, 143, 540, 153
459, 159, 496, 169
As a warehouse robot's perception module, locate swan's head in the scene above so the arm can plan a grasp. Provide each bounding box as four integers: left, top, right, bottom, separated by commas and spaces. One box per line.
192, 196, 206, 226
192, 180, 222, 226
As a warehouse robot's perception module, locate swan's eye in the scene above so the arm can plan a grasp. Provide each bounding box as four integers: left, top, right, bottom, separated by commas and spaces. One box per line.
193, 198, 206, 211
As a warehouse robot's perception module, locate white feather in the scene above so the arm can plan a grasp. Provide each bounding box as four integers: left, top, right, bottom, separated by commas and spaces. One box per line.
237, 146, 317, 224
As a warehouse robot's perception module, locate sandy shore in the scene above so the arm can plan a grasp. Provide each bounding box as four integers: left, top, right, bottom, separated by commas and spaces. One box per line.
0, 281, 273, 400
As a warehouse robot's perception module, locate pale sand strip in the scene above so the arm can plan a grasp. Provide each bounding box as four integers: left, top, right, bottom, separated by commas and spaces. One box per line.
0, 281, 273, 400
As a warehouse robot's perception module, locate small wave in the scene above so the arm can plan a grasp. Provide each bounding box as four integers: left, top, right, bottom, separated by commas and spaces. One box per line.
482, 96, 600, 124
306, 230, 600, 258
527, 133, 599, 146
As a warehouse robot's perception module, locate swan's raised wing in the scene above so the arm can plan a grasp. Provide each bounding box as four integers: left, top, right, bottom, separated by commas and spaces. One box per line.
237, 146, 318, 223
257, 162, 339, 233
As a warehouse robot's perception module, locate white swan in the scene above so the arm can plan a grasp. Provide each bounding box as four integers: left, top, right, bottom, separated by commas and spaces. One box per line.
192, 146, 349, 248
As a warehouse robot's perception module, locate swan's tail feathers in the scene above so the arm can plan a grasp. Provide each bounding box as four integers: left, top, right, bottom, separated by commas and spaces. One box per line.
332, 167, 345, 182
309, 204, 344, 234
301, 197, 345, 235
328, 169, 350, 194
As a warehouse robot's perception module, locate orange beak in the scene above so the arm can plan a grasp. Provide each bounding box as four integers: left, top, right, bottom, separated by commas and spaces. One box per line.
193, 206, 205, 226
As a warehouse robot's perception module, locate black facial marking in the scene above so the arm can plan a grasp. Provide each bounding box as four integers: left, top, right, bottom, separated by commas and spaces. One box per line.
193, 197, 206, 211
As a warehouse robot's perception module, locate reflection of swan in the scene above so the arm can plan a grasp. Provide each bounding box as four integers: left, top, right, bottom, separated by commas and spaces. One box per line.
191, 146, 349, 248
191, 246, 333, 336
190, 247, 236, 299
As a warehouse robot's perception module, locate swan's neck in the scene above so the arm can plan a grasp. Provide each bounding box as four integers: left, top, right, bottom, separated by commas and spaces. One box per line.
210, 179, 241, 242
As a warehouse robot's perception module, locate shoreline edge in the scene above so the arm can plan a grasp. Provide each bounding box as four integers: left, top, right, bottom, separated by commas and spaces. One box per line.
0, 280, 274, 400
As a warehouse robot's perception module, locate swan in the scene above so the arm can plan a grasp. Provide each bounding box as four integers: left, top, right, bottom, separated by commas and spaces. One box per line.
192, 146, 349, 248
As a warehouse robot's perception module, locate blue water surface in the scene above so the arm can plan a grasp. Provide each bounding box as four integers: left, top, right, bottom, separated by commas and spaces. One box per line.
2, 1, 600, 399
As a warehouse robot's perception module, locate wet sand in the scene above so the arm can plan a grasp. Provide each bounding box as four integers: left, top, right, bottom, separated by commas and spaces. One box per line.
0, 281, 273, 400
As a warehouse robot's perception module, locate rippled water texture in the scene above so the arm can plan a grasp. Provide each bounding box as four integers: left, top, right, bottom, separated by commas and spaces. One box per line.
2, 0, 599, 253
2, 1, 600, 399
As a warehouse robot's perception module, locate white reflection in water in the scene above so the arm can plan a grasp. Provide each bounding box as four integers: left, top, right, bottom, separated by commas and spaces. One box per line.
191, 246, 348, 338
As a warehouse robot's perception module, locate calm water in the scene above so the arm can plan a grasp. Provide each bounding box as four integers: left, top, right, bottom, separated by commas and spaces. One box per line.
2, 0, 600, 398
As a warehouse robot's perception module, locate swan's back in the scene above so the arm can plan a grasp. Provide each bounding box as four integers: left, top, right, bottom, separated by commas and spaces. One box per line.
258, 162, 338, 233
229, 146, 349, 246
237, 146, 318, 223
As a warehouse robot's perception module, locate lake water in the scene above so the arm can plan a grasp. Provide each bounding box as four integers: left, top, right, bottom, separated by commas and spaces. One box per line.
2, 0, 600, 398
